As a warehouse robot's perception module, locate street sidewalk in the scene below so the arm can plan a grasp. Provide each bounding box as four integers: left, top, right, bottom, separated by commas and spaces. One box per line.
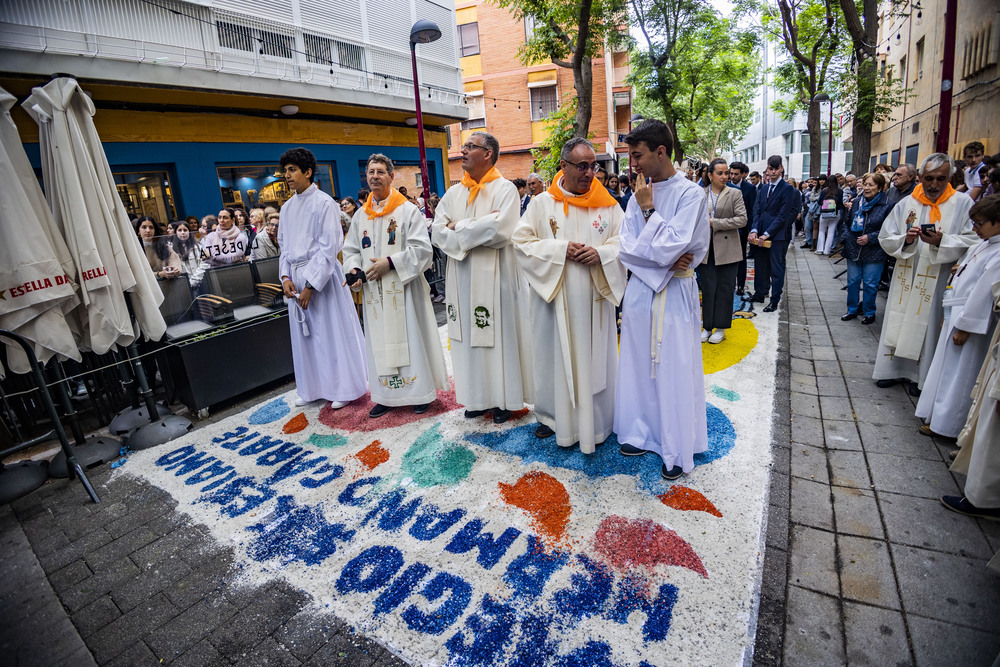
754, 242, 1000, 666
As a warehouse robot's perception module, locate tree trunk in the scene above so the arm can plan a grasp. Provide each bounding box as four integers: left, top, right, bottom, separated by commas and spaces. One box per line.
808, 99, 823, 176
850, 58, 876, 173
572, 55, 593, 139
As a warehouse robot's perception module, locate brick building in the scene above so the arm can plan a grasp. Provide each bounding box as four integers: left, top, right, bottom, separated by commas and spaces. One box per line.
446, 1, 632, 184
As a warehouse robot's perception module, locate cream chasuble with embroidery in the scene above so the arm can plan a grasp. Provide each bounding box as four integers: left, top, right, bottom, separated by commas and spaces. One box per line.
513, 179, 626, 453
343, 193, 447, 405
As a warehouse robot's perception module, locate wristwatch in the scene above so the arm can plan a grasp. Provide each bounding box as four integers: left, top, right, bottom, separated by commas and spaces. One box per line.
642, 207, 655, 220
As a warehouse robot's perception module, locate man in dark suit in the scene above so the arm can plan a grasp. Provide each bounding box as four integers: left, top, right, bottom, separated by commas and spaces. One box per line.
748, 155, 798, 312
521, 173, 544, 215
728, 161, 757, 296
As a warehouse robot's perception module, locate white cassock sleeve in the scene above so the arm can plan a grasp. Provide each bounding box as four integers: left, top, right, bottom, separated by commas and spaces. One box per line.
432, 181, 520, 259
619, 188, 709, 293
594, 205, 627, 305
387, 204, 433, 284
877, 203, 920, 261
512, 197, 569, 303
298, 198, 343, 293
953, 253, 1000, 335
927, 198, 978, 266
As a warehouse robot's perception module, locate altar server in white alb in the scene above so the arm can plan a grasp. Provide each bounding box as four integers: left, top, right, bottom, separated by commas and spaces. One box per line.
873, 153, 979, 395
343, 153, 447, 418
277, 148, 367, 408
512, 138, 625, 453
432, 131, 532, 424
615, 119, 710, 480
917, 195, 1000, 438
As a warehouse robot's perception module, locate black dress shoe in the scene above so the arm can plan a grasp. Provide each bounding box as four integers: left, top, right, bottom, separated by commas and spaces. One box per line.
841, 312, 858, 321
661, 464, 684, 480
413, 402, 432, 414
875, 379, 900, 388
535, 424, 555, 439
369, 403, 392, 418
492, 408, 511, 424
909, 383, 921, 397
750, 296, 766, 303
763, 302, 779, 312
861, 315, 876, 325
736, 287, 744, 296
464, 409, 489, 418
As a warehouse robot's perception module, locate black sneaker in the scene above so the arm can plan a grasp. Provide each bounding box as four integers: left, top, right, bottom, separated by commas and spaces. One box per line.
413, 402, 432, 414
661, 464, 684, 480
941, 495, 1000, 521
464, 409, 489, 418
492, 408, 511, 424
369, 404, 392, 418
535, 424, 555, 438
620, 443, 647, 456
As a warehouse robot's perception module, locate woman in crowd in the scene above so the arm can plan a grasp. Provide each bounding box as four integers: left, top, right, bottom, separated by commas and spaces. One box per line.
170, 220, 204, 286
199, 214, 215, 240
199, 208, 248, 269
787, 178, 802, 236
340, 196, 358, 235
814, 175, 844, 255
801, 176, 822, 249
249, 207, 266, 236
840, 172, 892, 325
607, 173, 628, 211
135, 216, 181, 279
233, 208, 255, 257
251, 211, 280, 260
700, 158, 748, 344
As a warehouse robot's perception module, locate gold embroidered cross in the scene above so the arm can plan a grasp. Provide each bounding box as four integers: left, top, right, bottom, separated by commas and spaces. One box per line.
384, 280, 404, 310
883, 349, 894, 361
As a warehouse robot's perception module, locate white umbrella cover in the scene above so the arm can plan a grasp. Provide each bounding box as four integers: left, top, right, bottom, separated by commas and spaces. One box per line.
0, 86, 81, 376
22, 77, 166, 354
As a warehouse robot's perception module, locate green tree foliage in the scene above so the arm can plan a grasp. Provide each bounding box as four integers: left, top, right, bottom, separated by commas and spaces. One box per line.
530, 95, 585, 181
492, 0, 627, 139
629, 0, 760, 162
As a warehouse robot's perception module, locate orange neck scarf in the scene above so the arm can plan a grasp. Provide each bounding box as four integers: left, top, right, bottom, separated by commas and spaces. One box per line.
460, 166, 503, 205
363, 188, 408, 220
547, 171, 619, 215
912, 183, 957, 225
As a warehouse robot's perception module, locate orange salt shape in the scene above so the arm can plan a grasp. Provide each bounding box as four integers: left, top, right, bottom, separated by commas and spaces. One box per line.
354, 440, 390, 471
498, 471, 571, 547
657, 486, 722, 517
282, 413, 309, 434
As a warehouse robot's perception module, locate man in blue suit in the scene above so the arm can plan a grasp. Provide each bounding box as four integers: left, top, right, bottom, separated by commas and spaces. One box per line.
748, 155, 798, 312
728, 161, 757, 296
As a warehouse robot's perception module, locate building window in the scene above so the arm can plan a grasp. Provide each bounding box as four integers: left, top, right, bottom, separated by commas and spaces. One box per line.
461, 95, 486, 131
524, 15, 536, 42
899, 56, 906, 80
304, 34, 365, 72
843, 141, 853, 173
915, 38, 924, 79
784, 132, 794, 155
217, 164, 335, 209
458, 23, 480, 57
217, 21, 293, 59
879, 152, 889, 167
905, 143, 919, 167
530, 86, 558, 121
870, 155, 877, 172
114, 170, 177, 222
890, 149, 900, 168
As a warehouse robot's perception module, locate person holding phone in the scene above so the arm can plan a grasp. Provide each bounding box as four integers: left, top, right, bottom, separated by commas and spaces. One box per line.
872, 154, 980, 397
135, 216, 182, 279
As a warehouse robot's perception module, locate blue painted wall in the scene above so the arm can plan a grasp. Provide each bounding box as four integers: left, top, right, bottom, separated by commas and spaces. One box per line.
22, 141, 444, 219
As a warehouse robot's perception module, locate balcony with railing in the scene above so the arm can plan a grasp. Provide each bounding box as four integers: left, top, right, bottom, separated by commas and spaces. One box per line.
0, 0, 465, 116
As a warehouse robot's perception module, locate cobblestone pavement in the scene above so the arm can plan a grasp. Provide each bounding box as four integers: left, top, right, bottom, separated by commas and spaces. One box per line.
3, 244, 1000, 666
754, 243, 1000, 667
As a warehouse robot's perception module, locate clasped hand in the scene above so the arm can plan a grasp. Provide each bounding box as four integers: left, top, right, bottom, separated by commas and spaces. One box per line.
566, 241, 601, 266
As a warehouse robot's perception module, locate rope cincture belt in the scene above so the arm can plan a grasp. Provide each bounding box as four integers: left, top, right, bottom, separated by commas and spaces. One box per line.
650, 268, 695, 379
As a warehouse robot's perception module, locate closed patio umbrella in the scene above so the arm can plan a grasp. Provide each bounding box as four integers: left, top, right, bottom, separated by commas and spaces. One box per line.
22, 77, 166, 353
0, 86, 80, 377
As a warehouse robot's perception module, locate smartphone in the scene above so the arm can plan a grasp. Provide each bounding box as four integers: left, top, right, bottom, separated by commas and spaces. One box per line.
920, 223, 936, 234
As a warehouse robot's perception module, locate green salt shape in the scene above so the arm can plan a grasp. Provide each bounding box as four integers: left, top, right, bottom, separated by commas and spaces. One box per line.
710, 385, 740, 402
306, 433, 348, 449
402, 423, 476, 487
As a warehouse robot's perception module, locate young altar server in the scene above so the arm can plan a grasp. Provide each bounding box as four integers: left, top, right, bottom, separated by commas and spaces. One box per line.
432, 131, 532, 423
342, 154, 447, 418
873, 153, 979, 395
278, 147, 367, 408
916, 194, 1000, 438
512, 137, 625, 453
615, 119, 710, 480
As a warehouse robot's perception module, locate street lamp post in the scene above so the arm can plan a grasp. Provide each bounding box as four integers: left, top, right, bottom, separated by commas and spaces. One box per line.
813, 93, 833, 177
410, 20, 441, 219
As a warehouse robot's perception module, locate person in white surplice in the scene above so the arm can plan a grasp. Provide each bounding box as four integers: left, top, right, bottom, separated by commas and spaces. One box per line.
916, 195, 1000, 438
512, 138, 626, 453
432, 131, 532, 424
277, 148, 367, 408
873, 153, 979, 396
342, 154, 447, 418
614, 119, 710, 480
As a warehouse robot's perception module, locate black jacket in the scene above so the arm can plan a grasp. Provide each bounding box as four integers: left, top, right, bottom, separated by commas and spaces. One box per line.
840, 195, 892, 263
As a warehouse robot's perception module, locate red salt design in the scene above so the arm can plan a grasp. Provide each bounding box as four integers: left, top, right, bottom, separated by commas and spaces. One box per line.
354, 440, 390, 471
282, 412, 308, 434
318, 381, 461, 432
658, 486, 723, 518
592, 515, 708, 578
497, 471, 571, 547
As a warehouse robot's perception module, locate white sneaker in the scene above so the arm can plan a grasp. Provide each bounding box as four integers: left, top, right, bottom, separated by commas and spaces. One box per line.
709, 329, 726, 344
293, 396, 311, 407
701, 328, 711, 343
329, 400, 348, 409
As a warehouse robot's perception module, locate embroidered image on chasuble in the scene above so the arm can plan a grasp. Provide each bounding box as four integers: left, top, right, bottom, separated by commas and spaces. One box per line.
431, 167, 533, 413
513, 172, 626, 453
343, 189, 447, 406
873, 184, 977, 385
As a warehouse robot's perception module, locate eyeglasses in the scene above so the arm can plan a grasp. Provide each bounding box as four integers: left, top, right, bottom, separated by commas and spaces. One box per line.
461, 143, 487, 152
564, 159, 600, 174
